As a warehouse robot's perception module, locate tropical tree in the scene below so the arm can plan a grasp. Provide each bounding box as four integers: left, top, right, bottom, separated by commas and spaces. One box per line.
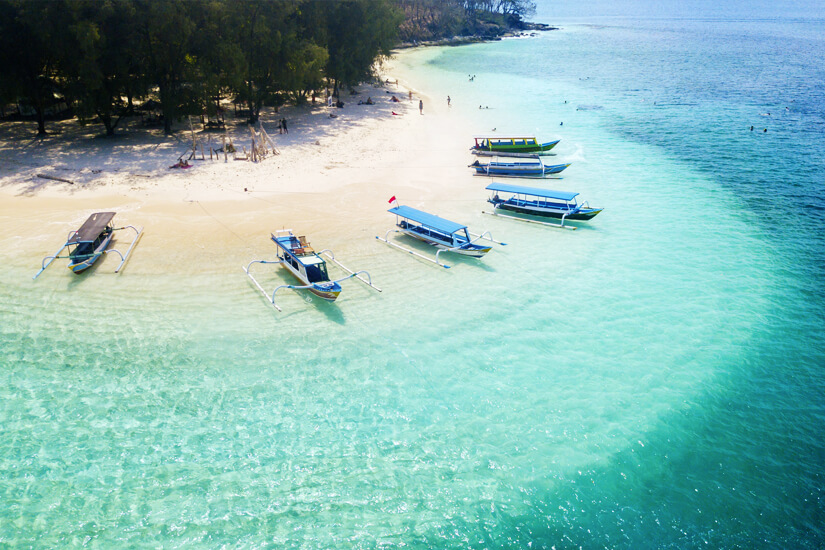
134, 0, 199, 134
323, 0, 402, 97
0, 0, 69, 135
62, 0, 144, 136
186, 0, 244, 124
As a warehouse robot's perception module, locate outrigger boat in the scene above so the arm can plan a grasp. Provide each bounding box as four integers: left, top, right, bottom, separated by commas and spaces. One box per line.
376, 202, 505, 268
470, 158, 570, 178
483, 182, 603, 229
471, 135, 560, 156
33, 212, 143, 279
243, 230, 380, 310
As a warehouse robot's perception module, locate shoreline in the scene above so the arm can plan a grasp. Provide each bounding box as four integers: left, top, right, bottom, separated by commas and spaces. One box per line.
0, 51, 481, 275
396, 23, 558, 49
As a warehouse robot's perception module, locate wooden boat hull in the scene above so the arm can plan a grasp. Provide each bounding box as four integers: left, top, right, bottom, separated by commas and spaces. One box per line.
473, 162, 570, 177
471, 150, 555, 158
308, 282, 342, 302
282, 256, 342, 302
491, 199, 603, 220
399, 226, 491, 258
67, 230, 114, 273
473, 140, 559, 154
440, 244, 492, 258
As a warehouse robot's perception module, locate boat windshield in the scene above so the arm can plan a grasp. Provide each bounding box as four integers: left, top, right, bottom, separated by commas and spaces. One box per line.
305, 261, 329, 283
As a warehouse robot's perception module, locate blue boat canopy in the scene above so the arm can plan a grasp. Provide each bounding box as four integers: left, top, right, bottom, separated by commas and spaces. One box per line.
485, 183, 579, 202
389, 205, 466, 235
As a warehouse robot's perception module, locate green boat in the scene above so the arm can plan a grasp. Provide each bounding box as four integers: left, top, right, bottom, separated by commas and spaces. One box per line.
471, 135, 560, 156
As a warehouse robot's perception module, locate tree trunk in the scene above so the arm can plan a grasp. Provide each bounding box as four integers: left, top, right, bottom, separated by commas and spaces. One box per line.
102, 115, 116, 136
159, 82, 174, 135
36, 108, 46, 135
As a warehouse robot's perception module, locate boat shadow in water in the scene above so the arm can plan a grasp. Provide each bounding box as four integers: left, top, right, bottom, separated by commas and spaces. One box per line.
64, 255, 107, 289
488, 209, 602, 233
390, 234, 499, 272
300, 290, 347, 325
446, 252, 498, 272
263, 285, 347, 325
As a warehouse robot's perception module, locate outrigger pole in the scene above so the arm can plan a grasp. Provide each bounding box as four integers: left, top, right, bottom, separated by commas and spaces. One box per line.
243, 256, 381, 311
468, 230, 507, 246
318, 250, 382, 292
482, 209, 577, 230
243, 260, 285, 311
33, 241, 71, 279
376, 230, 452, 269
109, 225, 144, 272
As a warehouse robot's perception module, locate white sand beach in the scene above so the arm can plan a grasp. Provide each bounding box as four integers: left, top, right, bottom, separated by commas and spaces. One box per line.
1, 59, 479, 276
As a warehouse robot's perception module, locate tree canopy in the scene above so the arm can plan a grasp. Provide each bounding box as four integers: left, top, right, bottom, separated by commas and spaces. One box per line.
0, 0, 402, 135
0, 0, 533, 135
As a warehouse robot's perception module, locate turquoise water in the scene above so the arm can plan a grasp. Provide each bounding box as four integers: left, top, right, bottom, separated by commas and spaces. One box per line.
3, 11, 825, 549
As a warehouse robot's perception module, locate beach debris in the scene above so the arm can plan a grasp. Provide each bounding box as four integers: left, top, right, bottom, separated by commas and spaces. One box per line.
36, 174, 74, 185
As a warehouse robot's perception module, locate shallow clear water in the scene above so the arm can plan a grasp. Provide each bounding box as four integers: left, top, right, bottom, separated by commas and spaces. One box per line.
2, 10, 824, 549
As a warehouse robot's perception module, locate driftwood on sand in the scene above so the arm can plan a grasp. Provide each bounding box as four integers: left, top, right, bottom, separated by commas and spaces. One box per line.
36, 174, 74, 185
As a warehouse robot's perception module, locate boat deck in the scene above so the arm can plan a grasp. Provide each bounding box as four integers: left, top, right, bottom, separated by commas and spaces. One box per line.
274, 234, 315, 257
399, 220, 461, 245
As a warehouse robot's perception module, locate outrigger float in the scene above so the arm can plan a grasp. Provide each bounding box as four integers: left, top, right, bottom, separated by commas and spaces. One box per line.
33, 212, 143, 279
244, 230, 380, 310
470, 135, 560, 156
376, 203, 505, 269
469, 157, 570, 178
483, 182, 603, 229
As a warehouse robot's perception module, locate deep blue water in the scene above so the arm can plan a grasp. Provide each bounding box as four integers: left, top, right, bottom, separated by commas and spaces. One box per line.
408, 5, 825, 546
539, 11, 825, 548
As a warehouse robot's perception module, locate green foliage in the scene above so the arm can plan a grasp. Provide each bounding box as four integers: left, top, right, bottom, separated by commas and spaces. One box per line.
324, 0, 402, 93
0, 0, 402, 135
0, 0, 69, 134
397, 0, 536, 43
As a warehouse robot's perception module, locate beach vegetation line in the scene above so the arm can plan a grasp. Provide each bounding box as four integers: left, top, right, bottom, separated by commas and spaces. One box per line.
0, 0, 402, 136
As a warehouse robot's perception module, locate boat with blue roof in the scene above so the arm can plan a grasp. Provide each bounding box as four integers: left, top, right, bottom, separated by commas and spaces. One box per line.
243, 230, 380, 310
376, 199, 505, 268
484, 182, 603, 228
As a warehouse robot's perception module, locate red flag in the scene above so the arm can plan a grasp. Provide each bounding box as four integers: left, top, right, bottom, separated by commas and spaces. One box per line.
388, 196, 397, 204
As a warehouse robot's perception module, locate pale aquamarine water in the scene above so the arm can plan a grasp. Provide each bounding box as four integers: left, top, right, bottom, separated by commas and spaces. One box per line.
2, 8, 824, 549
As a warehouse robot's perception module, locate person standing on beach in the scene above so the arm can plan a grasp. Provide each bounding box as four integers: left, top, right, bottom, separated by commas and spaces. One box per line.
419, 99, 423, 114
447, 96, 451, 107
282, 118, 288, 134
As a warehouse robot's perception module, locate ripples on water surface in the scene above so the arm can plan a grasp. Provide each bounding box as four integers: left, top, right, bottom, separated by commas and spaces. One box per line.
2, 12, 824, 550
